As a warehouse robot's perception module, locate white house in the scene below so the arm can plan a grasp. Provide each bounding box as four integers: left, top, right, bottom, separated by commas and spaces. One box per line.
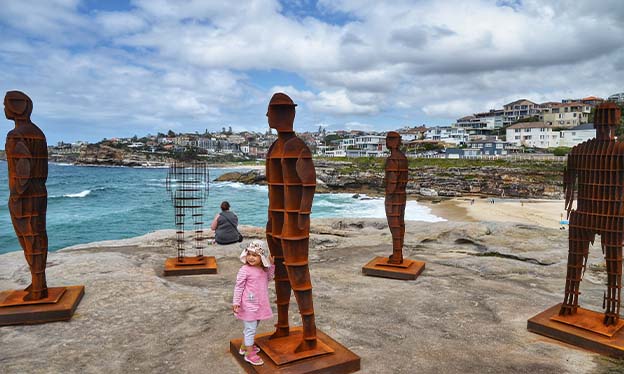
558, 123, 596, 147
503, 99, 541, 125
506, 122, 559, 148
424, 126, 468, 145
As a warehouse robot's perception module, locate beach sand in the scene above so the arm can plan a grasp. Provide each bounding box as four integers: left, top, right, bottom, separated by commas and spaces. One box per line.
423, 197, 569, 229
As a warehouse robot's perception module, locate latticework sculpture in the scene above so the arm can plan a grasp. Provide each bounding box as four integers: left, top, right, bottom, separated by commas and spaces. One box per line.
385, 131, 408, 264
166, 161, 209, 262
560, 102, 624, 326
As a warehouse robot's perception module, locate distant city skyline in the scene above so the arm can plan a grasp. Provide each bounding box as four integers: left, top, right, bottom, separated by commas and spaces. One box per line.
1, 0, 623, 145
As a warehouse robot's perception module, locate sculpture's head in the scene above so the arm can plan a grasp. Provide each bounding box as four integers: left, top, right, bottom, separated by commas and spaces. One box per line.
4, 91, 33, 121
386, 131, 402, 150
267, 93, 296, 133
594, 102, 621, 140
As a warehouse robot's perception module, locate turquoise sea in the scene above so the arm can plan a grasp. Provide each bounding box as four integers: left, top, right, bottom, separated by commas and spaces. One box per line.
0, 161, 444, 254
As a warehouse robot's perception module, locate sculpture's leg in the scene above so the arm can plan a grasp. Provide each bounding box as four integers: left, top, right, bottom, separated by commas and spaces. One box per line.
560, 224, 591, 316
268, 234, 291, 339
23, 214, 48, 300
603, 233, 622, 326
387, 212, 403, 264
282, 239, 317, 352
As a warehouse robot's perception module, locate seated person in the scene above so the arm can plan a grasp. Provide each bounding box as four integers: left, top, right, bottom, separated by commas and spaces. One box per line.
211, 201, 240, 244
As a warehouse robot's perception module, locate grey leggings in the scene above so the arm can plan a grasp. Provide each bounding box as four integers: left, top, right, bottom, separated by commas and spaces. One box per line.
243, 320, 259, 346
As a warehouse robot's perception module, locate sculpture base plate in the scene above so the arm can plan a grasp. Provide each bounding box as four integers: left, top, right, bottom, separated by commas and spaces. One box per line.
229, 327, 360, 373
0, 286, 84, 326
0, 287, 66, 307
163, 256, 217, 276
528, 303, 624, 358
362, 256, 425, 280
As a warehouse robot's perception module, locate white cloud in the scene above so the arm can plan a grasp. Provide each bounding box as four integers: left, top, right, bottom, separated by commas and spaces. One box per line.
0, 0, 623, 142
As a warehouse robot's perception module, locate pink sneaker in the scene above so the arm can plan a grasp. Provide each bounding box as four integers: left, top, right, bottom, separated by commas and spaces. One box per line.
238, 344, 260, 355
244, 352, 264, 366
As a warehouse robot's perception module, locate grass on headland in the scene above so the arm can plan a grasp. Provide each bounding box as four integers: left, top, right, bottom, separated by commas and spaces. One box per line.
315, 156, 565, 173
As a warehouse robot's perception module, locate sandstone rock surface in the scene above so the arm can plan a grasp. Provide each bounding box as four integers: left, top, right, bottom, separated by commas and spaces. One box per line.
1, 219, 621, 373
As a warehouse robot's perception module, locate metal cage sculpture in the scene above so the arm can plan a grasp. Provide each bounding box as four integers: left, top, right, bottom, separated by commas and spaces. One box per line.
560, 102, 624, 326
165, 161, 216, 275
527, 102, 624, 358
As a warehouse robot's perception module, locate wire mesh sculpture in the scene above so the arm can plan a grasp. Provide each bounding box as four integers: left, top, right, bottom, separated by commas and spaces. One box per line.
265, 93, 318, 352
166, 161, 210, 262
560, 102, 623, 326
4, 91, 49, 301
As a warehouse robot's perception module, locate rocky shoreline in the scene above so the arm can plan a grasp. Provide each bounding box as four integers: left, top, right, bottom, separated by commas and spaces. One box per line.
216, 160, 564, 199
0, 218, 620, 373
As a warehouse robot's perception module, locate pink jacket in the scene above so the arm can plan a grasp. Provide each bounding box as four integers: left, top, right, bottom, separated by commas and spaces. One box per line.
233, 264, 275, 321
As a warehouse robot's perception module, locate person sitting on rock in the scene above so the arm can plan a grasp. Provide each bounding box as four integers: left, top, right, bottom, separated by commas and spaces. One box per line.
211, 201, 241, 245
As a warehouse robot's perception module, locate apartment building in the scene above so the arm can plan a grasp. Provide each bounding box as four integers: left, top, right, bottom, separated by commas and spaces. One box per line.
455, 109, 504, 139
608, 92, 624, 104
539, 102, 591, 128
424, 126, 468, 145
503, 99, 541, 125
558, 123, 596, 147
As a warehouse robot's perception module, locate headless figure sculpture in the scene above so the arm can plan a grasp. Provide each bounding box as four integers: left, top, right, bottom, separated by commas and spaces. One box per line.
385, 132, 408, 264
265, 93, 317, 352
4, 91, 48, 301
559, 102, 623, 326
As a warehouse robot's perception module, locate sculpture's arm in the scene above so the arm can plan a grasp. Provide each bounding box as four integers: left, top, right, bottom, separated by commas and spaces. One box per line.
563, 157, 576, 218
296, 147, 316, 230
6, 137, 32, 195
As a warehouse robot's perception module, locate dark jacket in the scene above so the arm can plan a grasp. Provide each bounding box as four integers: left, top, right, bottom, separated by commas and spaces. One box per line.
215, 211, 239, 244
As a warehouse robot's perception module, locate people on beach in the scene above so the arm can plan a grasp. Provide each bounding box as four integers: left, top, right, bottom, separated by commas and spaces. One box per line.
232, 240, 275, 366
211, 201, 241, 244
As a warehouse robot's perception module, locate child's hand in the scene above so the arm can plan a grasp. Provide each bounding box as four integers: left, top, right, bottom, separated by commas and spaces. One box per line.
270, 256, 275, 265
232, 305, 240, 314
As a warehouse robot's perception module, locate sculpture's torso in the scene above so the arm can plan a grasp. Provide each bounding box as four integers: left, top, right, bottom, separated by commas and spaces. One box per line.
6, 123, 48, 215
568, 139, 624, 232
385, 150, 408, 207
266, 133, 312, 239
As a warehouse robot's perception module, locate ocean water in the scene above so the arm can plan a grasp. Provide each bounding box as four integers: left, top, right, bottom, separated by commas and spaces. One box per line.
0, 161, 444, 254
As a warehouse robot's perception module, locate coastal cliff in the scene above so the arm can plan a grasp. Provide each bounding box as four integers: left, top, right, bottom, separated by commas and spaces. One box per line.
216, 160, 564, 199
0, 219, 617, 373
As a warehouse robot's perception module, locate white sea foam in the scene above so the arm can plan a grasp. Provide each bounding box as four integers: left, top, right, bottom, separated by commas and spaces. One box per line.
64, 190, 91, 198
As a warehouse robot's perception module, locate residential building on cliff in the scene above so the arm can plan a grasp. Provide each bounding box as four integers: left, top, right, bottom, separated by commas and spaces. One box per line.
455, 109, 504, 139
539, 102, 591, 128
503, 99, 541, 125
608, 92, 624, 103
558, 123, 596, 147
424, 126, 468, 145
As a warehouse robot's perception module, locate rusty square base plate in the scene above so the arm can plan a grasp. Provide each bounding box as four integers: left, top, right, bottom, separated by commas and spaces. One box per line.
362, 256, 425, 280
528, 303, 624, 358
229, 327, 360, 374
0, 285, 85, 326
163, 256, 217, 276
0, 287, 66, 307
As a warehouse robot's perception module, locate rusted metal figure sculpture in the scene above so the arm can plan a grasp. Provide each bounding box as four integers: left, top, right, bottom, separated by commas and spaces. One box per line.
4, 91, 49, 301
265, 93, 317, 352
560, 102, 624, 326
385, 131, 408, 264
1, 91, 84, 326
361, 132, 425, 280
230, 93, 360, 372
163, 161, 216, 275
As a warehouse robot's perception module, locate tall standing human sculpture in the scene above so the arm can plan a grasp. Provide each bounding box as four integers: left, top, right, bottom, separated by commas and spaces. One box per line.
362, 132, 425, 280
4, 91, 49, 301
559, 102, 624, 326
385, 131, 408, 265
229, 93, 360, 372
265, 92, 317, 352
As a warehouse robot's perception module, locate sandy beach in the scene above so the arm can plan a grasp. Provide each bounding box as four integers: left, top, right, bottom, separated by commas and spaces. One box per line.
423, 197, 569, 229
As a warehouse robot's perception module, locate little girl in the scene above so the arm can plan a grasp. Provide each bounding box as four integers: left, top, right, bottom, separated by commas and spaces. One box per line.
232, 240, 275, 366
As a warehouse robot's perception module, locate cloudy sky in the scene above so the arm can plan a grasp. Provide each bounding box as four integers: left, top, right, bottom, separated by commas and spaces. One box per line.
1, 0, 623, 144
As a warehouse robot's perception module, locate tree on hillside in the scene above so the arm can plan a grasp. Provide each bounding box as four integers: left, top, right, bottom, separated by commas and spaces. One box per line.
167, 130, 176, 137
